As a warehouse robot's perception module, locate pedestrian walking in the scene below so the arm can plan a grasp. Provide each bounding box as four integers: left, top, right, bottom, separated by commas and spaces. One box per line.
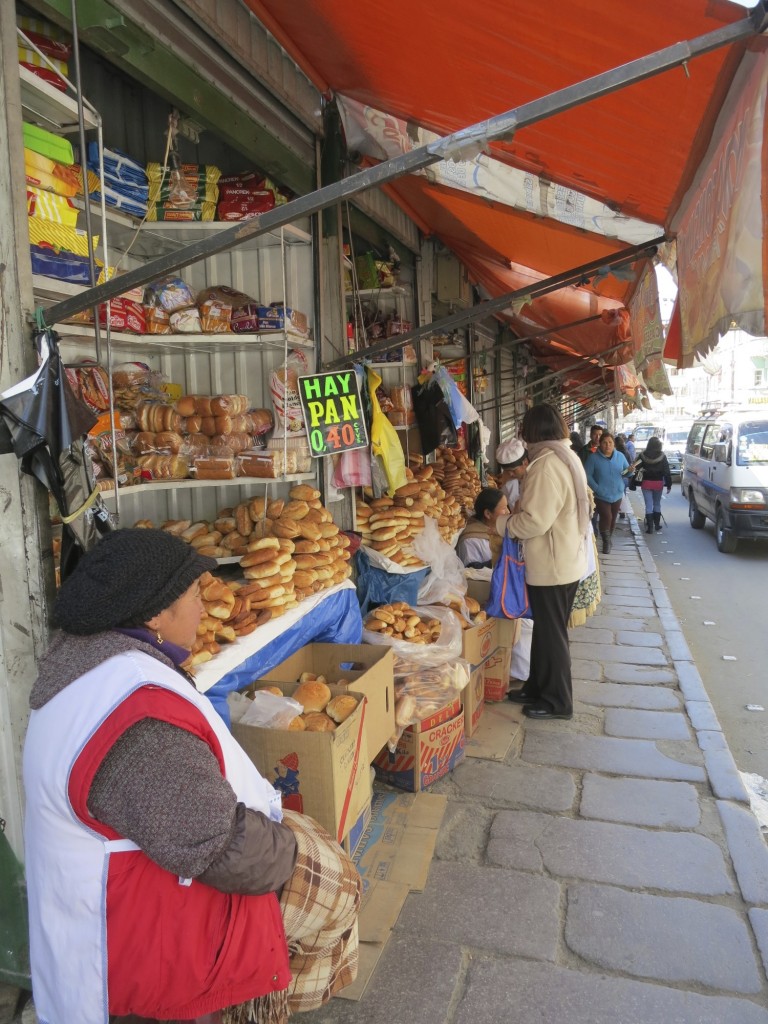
635, 435, 672, 533
498, 403, 589, 721
584, 431, 631, 553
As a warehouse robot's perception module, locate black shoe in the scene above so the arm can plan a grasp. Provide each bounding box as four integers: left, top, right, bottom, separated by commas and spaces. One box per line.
523, 705, 573, 720
507, 690, 535, 704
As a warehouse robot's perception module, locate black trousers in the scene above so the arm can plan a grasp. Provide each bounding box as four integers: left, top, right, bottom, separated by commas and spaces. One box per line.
523, 580, 579, 715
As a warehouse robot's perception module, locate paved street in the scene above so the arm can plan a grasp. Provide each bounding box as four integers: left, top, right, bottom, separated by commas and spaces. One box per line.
302, 514, 768, 1024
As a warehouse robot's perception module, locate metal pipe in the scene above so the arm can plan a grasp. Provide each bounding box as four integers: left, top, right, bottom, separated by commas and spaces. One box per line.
44, 5, 767, 325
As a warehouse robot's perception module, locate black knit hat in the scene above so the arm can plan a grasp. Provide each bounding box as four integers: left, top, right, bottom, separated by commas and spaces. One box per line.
53, 528, 217, 635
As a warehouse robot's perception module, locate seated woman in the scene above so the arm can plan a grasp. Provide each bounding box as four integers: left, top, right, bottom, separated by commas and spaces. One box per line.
23, 528, 361, 1024
456, 487, 509, 568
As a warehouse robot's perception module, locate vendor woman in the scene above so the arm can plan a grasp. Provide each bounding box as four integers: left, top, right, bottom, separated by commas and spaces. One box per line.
23, 528, 361, 1024
456, 487, 509, 568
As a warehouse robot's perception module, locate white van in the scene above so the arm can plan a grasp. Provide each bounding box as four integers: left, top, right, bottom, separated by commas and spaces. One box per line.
682, 411, 768, 553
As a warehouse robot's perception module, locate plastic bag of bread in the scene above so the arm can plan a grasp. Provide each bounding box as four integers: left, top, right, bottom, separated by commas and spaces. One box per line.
270, 348, 309, 437
361, 602, 463, 666
387, 656, 470, 750
235, 690, 303, 730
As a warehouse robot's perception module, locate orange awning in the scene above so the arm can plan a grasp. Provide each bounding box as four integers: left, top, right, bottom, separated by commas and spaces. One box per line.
245, 0, 747, 227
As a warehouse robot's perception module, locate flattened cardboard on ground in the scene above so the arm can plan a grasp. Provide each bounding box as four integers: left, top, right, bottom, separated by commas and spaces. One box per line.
261, 643, 395, 761
465, 698, 524, 761
354, 788, 447, 892
460, 661, 486, 738
232, 682, 371, 843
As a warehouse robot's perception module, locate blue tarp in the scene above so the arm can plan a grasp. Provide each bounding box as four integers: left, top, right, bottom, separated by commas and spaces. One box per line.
354, 548, 429, 616
207, 586, 363, 725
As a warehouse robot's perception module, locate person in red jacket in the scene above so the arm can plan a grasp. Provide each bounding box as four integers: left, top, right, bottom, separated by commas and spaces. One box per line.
23, 529, 360, 1024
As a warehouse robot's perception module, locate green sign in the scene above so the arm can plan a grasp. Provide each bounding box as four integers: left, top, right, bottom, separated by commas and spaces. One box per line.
298, 371, 369, 457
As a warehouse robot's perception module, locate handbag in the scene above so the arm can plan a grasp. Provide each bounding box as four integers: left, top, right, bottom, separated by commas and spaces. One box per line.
486, 533, 532, 620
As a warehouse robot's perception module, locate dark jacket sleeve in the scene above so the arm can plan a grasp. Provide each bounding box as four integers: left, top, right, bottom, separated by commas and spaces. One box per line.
662, 456, 672, 489
88, 718, 296, 892
197, 803, 297, 894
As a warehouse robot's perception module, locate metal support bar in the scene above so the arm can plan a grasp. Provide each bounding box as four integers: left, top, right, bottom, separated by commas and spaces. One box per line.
326, 238, 664, 369
43, 6, 766, 325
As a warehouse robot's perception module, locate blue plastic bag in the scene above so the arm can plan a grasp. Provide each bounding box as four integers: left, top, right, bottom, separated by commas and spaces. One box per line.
486, 533, 532, 620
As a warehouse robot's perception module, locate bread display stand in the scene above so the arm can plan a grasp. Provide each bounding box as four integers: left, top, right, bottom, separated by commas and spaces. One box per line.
195, 581, 363, 724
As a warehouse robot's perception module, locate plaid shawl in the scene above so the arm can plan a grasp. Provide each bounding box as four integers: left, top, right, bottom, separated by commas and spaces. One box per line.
223, 811, 361, 1024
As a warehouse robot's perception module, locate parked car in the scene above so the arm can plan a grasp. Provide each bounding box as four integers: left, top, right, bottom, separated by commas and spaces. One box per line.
662, 427, 689, 484
682, 411, 768, 553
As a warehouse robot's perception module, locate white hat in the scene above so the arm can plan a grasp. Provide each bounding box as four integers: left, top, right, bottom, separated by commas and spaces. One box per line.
496, 438, 526, 466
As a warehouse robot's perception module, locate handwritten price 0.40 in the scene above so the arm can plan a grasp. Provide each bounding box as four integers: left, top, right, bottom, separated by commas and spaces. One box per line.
311, 423, 357, 451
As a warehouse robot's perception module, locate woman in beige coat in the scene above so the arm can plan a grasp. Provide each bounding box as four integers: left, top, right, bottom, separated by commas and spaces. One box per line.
500, 405, 590, 720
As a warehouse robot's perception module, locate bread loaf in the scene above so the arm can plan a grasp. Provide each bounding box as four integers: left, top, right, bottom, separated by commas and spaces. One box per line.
326, 694, 358, 724
293, 679, 331, 713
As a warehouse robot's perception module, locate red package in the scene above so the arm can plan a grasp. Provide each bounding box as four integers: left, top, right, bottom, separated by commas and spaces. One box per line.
21, 31, 72, 60
19, 63, 67, 93
99, 298, 146, 335
217, 194, 275, 221
230, 304, 261, 333
218, 172, 266, 189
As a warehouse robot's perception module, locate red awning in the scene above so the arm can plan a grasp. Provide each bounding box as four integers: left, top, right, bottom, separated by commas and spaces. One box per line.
245, 0, 747, 227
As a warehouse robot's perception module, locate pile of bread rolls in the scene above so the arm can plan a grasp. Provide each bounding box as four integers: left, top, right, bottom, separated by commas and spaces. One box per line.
445, 594, 487, 629
182, 570, 270, 672
430, 447, 483, 519
364, 602, 442, 644
254, 674, 358, 732
355, 447, 482, 563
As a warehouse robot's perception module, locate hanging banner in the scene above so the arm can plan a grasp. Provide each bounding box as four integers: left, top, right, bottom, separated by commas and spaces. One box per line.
628, 266, 671, 395
672, 48, 768, 366
337, 96, 661, 247
297, 371, 369, 457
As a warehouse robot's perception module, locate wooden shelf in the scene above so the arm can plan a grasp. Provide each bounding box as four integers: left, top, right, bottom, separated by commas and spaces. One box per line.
19, 64, 98, 134
52, 321, 314, 353
99, 474, 316, 499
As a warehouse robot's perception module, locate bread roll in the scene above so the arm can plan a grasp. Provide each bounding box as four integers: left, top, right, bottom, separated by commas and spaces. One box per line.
267, 499, 285, 520
175, 395, 196, 417
161, 519, 191, 536
246, 536, 280, 552
182, 522, 209, 543
290, 484, 321, 501
287, 715, 306, 731
302, 712, 336, 732
326, 694, 358, 724
293, 679, 331, 713
294, 539, 321, 554
133, 518, 154, 529
282, 499, 309, 520
272, 519, 302, 539
242, 559, 281, 579
256, 685, 283, 696
240, 547, 281, 568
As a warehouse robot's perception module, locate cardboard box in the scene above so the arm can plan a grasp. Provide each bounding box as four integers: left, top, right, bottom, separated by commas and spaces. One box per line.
461, 615, 502, 666
342, 795, 372, 858
483, 645, 513, 702
232, 682, 371, 843
460, 661, 486, 738
261, 644, 395, 762
373, 701, 465, 792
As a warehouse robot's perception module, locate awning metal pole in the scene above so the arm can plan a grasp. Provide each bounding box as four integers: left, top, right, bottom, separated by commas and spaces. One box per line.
325, 238, 664, 369
44, 4, 767, 326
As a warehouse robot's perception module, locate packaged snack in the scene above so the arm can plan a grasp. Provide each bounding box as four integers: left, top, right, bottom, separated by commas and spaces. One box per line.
192, 456, 237, 480
144, 277, 195, 312
236, 451, 285, 479
98, 298, 146, 335
230, 304, 261, 333
170, 307, 202, 333
145, 306, 172, 335
256, 304, 308, 336
198, 298, 231, 334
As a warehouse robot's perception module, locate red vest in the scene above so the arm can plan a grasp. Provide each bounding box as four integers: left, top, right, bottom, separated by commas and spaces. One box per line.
69, 686, 291, 1019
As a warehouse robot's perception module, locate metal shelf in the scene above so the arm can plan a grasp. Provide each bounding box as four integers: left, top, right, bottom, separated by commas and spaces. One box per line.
344, 286, 406, 299
99, 474, 316, 499
366, 360, 416, 369
53, 321, 314, 354
19, 64, 98, 134
133, 219, 312, 258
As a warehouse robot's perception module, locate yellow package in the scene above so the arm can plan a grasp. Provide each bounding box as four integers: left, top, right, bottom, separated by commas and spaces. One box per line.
26, 187, 78, 227
367, 366, 407, 496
